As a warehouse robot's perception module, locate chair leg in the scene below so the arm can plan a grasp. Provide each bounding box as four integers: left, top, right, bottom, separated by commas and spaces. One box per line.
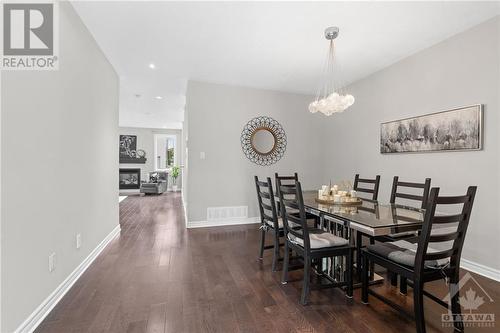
281, 241, 289, 284
400, 276, 408, 295
300, 256, 311, 305
271, 231, 280, 272
361, 253, 369, 304
390, 272, 398, 286
413, 280, 426, 333
316, 257, 323, 275
346, 249, 353, 298
449, 275, 464, 332
258, 228, 266, 260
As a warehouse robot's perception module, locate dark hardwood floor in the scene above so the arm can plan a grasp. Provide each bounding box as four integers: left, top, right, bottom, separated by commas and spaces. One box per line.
36, 193, 499, 333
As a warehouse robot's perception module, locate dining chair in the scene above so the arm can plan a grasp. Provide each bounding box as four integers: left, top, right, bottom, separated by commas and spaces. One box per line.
361, 186, 477, 333
274, 172, 299, 198
390, 176, 432, 210
384, 176, 432, 290
278, 179, 353, 305
353, 174, 381, 276
255, 176, 283, 272
275, 172, 320, 225
353, 174, 381, 201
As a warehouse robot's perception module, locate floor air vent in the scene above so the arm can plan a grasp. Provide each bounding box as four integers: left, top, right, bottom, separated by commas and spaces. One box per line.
207, 206, 248, 221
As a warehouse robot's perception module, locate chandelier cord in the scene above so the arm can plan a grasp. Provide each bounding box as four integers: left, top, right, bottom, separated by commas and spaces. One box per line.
317, 40, 340, 100
329, 40, 336, 96
324, 40, 332, 98
334, 41, 347, 96
315, 40, 332, 102
309, 26, 355, 115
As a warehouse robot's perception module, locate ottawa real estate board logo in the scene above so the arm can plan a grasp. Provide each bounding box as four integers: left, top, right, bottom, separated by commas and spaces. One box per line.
441, 272, 495, 329
1, 1, 59, 70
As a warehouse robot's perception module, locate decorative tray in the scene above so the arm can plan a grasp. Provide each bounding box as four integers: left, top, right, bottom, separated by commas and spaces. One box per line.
315, 197, 363, 206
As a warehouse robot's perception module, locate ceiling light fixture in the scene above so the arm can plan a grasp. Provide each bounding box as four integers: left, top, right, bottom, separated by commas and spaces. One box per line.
149, 63, 156, 69
154, 96, 163, 100
309, 27, 354, 116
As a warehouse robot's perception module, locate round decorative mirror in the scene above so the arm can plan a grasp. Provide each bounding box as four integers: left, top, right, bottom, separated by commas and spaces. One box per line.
251, 128, 276, 155
241, 116, 286, 166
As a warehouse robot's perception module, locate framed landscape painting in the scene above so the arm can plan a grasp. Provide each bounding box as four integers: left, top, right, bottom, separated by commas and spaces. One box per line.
380, 105, 483, 154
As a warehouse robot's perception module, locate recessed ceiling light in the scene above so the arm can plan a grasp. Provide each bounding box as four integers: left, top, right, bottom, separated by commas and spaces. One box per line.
149, 63, 156, 69
154, 96, 163, 100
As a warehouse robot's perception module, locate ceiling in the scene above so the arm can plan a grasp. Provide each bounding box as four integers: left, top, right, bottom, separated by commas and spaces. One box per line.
72, 1, 500, 129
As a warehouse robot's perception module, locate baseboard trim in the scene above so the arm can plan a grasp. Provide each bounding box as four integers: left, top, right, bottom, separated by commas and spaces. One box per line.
181, 192, 188, 228
14, 224, 121, 333
187, 217, 260, 228
461, 258, 500, 282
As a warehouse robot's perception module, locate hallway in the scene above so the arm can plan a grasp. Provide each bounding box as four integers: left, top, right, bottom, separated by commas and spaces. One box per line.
35, 193, 499, 333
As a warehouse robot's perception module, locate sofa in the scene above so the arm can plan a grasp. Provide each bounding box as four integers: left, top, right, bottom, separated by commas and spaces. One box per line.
140, 171, 168, 194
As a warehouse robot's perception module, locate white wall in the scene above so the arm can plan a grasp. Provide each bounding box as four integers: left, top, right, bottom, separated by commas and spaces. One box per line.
322, 17, 500, 273
184, 17, 500, 276
119, 127, 182, 189
185, 81, 326, 223
1, 2, 119, 332
181, 109, 189, 219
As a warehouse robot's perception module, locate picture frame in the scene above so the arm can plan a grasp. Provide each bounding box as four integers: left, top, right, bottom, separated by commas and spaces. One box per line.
119, 135, 147, 163
380, 104, 483, 154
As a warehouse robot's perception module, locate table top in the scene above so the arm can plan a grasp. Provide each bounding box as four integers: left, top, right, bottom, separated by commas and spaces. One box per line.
301, 191, 426, 236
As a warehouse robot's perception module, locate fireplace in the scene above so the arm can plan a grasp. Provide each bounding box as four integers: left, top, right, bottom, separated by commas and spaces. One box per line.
119, 168, 141, 189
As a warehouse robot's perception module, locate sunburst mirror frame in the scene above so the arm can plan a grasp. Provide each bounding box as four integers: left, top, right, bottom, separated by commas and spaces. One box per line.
240, 116, 287, 166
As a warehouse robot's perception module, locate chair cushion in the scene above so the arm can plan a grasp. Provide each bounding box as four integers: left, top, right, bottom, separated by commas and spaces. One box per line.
288, 232, 349, 249
367, 240, 449, 268
266, 218, 304, 230
386, 231, 418, 238
265, 218, 283, 229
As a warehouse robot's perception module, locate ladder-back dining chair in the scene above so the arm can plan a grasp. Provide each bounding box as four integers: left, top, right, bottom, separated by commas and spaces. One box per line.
385, 176, 432, 290
362, 186, 477, 333
353, 174, 381, 201
390, 176, 432, 209
274, 172, 299, 199
278, 179, 353, 305
353, 174, 381, 276
275, 172, 320, 225
255, 176, 283, 271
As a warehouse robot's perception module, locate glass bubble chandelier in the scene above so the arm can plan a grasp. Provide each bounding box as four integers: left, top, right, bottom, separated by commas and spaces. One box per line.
309, 27, 354, 116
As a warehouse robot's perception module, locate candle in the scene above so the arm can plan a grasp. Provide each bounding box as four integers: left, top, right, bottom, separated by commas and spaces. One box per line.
321, 185, 328, 196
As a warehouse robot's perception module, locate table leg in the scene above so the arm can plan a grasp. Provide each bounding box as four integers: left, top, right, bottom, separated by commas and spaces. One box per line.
356, 231, 362, 278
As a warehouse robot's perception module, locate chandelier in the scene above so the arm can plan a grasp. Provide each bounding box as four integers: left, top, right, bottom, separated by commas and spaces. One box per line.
309, 27, 355, 116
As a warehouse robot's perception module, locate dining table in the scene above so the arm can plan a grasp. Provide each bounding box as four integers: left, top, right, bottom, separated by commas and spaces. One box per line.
281, 191, 428, 286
